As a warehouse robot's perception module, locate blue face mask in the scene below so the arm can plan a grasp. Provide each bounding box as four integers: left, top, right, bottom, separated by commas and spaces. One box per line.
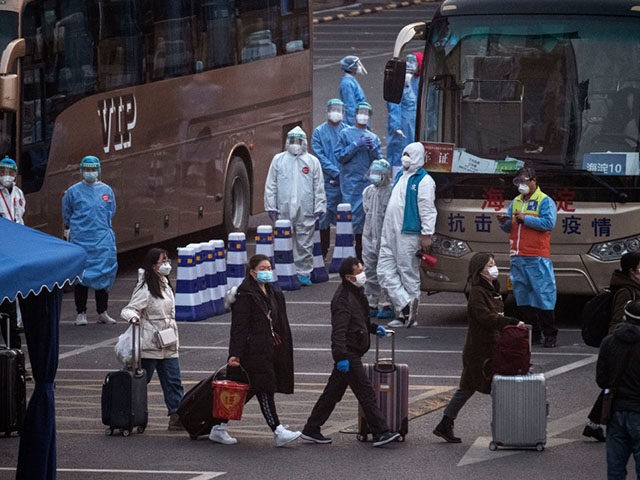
256, 270, 273, 283
83, 171, 99, 183
369, 173, 382, 185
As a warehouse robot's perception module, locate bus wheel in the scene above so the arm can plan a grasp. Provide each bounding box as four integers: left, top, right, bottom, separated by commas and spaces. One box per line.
223, 158, 250, 235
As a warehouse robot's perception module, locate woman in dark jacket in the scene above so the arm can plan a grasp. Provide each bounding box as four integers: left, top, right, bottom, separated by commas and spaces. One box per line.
210, 254, 301, 447
433, 252, 523, 443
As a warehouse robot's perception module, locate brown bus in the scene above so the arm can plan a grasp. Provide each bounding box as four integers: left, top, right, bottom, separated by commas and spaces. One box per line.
0, 0, 312, 251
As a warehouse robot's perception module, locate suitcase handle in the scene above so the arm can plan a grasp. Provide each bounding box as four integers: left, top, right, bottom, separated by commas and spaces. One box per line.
130, 322, 143, 376
375, 329, 395, 366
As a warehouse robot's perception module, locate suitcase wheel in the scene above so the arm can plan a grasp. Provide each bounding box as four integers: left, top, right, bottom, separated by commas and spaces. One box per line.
356, 434, 367, 442
535, 443, 544, 452
136, 426, 145, 434
105, 428, 114, 436
489, 441, 497, 451
122, 429, 131, 437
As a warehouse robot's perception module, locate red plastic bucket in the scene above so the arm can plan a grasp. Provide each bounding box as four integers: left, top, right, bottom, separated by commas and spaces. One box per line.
212, 379, 250, 421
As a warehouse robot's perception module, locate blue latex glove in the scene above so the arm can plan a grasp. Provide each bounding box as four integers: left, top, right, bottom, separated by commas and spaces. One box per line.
329, 176, 340, 187
355, 136, 368, 148
268, 210, 278, 222
364, 136, 374, 148
336, 359, 350, 373
376, 325, 387, 337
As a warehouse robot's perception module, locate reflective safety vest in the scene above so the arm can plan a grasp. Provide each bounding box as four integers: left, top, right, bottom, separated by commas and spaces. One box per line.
509, 187, 552, 258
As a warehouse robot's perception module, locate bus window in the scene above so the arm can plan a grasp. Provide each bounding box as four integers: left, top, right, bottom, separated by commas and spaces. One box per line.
237, 0, 279, 62
200, 0, 237, 69
97, 0, 143, 90
150, 0, 195, 80
280, 0, 309, 53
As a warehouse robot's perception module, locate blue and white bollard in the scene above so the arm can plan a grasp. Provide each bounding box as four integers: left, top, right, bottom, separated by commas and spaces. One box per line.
255, 225, 278, 282
311, 220, 329, 283
200, 241, 218, 318
175, 246, 202, 321
274, 219, 301, 291
330, 203, 357, 273
186, 243, 211, 319
212, 239, 227, 315
226, 232, 247, 290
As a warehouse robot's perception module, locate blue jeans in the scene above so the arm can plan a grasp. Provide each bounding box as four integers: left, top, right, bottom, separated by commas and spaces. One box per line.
141, 357, 184, 415
607, 410, 640, 479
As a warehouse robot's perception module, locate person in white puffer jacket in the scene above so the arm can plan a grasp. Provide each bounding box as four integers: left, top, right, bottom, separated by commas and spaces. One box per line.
121, 247, 185, 431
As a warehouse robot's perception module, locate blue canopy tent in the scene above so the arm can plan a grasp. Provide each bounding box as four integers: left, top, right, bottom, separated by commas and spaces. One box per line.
0, 217, 86, 480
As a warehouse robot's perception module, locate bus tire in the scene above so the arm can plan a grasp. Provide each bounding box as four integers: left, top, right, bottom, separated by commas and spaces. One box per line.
223, 158, 250, 235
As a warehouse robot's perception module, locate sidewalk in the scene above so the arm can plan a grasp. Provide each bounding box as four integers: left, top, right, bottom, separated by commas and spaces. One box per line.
313, 0, 438, 23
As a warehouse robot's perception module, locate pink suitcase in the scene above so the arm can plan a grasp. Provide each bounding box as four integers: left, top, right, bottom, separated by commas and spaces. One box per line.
357, 331, 409, 442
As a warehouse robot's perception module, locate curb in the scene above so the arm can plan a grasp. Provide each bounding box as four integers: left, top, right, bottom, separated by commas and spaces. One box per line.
313, 0, 438, 24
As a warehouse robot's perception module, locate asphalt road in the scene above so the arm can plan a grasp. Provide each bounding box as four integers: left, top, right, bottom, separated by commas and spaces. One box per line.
0, 5, 611, 480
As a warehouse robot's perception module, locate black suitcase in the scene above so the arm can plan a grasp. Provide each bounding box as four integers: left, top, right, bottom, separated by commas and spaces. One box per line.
101, 322, 148, 436
176, 374, 216, 440
0, 313, 27, 437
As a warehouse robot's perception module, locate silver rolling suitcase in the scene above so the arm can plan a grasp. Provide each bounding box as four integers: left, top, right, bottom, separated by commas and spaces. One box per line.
490, 373, 548, 451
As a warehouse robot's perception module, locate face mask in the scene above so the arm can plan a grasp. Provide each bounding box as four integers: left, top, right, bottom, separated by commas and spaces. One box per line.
352, 271, 367, 287
517, 183, 530, 195
256, 270, 273, 283
405, 73, 413, 85
369, 173, 382, 185
158, 262, 172, 276
328, 111, 343, 123
487, 265, 499, 280
83, 171, 99, 183
356, 114, 369, 125
356, 64, 367, 75
287, 144, 302, 156
0, 175, 15, 188
401, 156, 412, 170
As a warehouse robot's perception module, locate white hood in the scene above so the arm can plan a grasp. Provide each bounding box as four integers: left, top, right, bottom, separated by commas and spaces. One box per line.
402, 142, 426, 173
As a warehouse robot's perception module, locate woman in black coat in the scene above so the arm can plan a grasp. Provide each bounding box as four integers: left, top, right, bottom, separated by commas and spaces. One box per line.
210, 254, 301, 447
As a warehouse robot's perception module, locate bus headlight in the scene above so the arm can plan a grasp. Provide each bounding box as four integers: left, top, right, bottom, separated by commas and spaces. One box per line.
588, 235, 640, 261
431, 233, 471, 258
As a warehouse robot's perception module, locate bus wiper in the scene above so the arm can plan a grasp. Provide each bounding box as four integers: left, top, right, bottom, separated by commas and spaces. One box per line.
584, 170, 628, 203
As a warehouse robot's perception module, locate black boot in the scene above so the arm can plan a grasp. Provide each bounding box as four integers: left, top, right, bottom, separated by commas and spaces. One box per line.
433, 415, 461, 443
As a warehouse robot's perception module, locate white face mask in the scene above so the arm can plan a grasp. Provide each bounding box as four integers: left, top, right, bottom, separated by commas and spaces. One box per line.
83, 171, 99, 183
487, 265, 499, 280
356, 114, 369, 125
287, 144, 302, 156
352, 271, 367, 287
401, 156, 412, 170
518, 183, 530, 195
369, 173, 382, 185
328, 111, 343, 123
158, 262, 172, 276
0, 175, 15, 188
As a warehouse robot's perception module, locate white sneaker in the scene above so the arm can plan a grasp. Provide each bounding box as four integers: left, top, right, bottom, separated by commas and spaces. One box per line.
97, 312, 117, 324
74, 313, 87, 326
387, 319, 404, 328
209, 424, 237, 445
274, 424, 302, 447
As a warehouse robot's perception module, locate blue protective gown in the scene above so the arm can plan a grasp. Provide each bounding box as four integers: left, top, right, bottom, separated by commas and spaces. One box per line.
311, 120, 348, 229
339, 73, 366, 126
334, 126, 383, 234
386, 82, 417, 170
62, 181, 117, 290
499, 195, 557, 310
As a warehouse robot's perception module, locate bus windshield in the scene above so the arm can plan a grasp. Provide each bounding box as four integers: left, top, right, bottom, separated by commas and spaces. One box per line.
421, 15, 640, 177
0, 11, 18, 55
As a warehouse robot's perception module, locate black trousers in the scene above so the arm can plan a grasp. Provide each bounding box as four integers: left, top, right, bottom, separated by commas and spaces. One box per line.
518, 305, 558, 339
0, 300, 21, 350
304, 357, 388, 435
245, 390, 280, 431
74, 285, 109, 314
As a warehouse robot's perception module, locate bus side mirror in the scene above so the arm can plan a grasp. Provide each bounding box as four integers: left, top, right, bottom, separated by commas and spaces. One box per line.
384, 58, 406, 103
0, 74, 19, 112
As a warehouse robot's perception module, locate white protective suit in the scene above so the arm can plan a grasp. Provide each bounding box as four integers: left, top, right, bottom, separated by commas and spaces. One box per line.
264, 128, 327, 276
377, 143, 437, 313
0, 183, 25, 224
362, 171, 393, 309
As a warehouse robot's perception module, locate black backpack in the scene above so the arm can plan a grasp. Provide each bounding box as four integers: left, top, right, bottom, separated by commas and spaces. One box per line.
581, 287, 635, 347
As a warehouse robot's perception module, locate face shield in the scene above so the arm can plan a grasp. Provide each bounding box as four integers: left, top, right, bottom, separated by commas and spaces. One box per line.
327, 99, 344, 123
340, 55, 367, 75
355, 104, 372, 126
367, 159, 392, 186
285, 126, 308, 156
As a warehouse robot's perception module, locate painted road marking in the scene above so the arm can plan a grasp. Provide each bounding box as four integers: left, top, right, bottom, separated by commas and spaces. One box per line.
0, 468, 225, 479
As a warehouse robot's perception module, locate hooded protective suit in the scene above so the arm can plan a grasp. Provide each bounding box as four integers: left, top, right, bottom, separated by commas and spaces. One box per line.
340, 74, 366, 127
264, 127, 327, 276
62, 178, 118, 290
362, 160, 393, 309
334, 126, 382, 234
377, 143, 436, 313
311, 119, 347, 229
